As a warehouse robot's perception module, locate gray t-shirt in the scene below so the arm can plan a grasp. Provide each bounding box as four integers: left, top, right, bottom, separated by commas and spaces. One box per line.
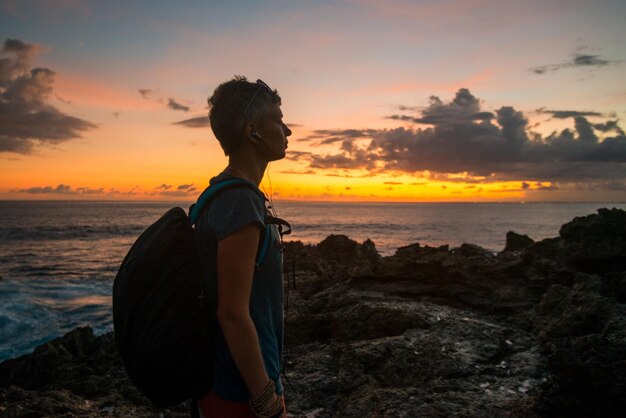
195, 173, 284, 401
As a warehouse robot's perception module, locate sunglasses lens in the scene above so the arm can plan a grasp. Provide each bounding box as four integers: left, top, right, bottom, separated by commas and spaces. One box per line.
256, 79, 272, 91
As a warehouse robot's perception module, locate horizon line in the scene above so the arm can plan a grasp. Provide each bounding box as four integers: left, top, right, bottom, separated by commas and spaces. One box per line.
1, 199, 626, 205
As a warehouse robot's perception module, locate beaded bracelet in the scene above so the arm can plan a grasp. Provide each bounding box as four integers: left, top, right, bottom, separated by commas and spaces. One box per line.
250, 396, 283, 418
250, 380, 276, 409
250, 380, 283, 417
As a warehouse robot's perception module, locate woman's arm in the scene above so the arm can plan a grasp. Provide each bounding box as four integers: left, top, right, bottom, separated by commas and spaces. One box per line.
216, 223, 281, 405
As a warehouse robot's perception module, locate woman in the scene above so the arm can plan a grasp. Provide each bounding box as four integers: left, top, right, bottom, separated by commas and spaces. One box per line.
195, 76, 291, 418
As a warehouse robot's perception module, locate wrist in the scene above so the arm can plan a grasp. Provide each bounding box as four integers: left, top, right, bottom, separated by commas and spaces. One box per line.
249, 380, 283, 417
250, 377, 273, 400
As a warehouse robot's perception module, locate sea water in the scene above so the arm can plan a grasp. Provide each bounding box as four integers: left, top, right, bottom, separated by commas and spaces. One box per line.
1, 200, 625, 361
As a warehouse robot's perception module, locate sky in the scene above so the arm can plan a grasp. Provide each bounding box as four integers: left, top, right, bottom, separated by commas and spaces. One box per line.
1, 0, 625, 202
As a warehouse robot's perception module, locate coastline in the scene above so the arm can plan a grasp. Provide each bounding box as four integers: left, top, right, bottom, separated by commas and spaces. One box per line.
1, 208, 625, 417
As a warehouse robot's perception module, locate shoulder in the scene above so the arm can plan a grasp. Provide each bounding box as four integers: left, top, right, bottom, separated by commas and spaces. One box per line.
206, 183, 267, 241
208, 174, 264, 205
216, 184, 264, 205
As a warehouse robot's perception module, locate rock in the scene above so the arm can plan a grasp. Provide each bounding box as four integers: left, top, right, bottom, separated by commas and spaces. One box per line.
394, 243, 450, 260
601, 271, 626, 304
503, 231, 535, 253
0, 327, 189, 417
328, 312, 544, 418
283, 240, 319, 273
559, 208, 626, 273
315, 234, 382, 279
532, 273, 626, 417
382, 244, 455, 280
0, 326, 100, 390
458, 243, 494, 258
560, 208, 626, 241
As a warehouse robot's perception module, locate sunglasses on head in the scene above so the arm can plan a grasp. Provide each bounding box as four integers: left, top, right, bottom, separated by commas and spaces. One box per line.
243, 79, 273, 117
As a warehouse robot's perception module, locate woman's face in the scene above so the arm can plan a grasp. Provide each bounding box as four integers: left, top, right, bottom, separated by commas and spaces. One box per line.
256, 103, 292, 161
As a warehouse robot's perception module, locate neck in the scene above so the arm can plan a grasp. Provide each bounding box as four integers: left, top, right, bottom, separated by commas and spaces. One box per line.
223, 155, 267, 187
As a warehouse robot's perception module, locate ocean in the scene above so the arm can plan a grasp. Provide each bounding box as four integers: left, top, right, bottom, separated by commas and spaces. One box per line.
1, 200, 625, 362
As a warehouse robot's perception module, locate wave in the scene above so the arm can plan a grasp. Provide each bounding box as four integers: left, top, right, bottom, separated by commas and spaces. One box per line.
0, 278, 113, 362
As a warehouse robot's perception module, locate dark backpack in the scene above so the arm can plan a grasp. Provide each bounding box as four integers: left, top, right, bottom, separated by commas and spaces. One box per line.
112, 178, 260, 407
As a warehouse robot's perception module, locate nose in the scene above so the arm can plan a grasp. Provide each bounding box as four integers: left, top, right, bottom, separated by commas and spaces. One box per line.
283, 123, 292, 137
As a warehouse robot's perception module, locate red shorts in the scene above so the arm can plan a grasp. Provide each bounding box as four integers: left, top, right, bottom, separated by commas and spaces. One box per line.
200, 390, 286, 418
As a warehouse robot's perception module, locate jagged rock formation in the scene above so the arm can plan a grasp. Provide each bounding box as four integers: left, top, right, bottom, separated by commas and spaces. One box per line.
1, 208, 625, 417
503, 231, 535, 253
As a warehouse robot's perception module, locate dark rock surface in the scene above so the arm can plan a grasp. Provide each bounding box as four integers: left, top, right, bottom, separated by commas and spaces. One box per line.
1, 208, 625, 417
504, 231, 535, 253
0, 328, 190, 417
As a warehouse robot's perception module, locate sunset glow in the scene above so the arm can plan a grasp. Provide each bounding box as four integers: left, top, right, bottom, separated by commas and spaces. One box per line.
1, 1, 625, 202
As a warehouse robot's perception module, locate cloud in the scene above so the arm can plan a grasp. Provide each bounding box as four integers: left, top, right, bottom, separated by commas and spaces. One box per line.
167, 98, 190, 112
76, 186, 105, 194
601, 181, 626, 191
173, 116, 210, 128
537, 183, 558, 191
593, 120, 625, 135
154, 183, 198, 197
139, 88, 192, 113
301, 88, 626, 184
108, 187, 138, 196
300, 129, 378, 145
536, 108, 604, 119
0, 38, 97, 154
530, 53, 622, 74
309, 150, 375, 170
279, 169, 316, 175
396, 105, 421, 112
16, 184, 72, 194
177, 183, 195, 191
573, 54, 611, 67
12, 183, 203, 197
387, 89, 495, 126
15, 184, 106, 195
284, 150, 313, 161
138, 88, 155, 99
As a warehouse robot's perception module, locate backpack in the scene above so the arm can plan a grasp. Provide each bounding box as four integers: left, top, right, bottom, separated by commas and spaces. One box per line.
112, 178, 262, 408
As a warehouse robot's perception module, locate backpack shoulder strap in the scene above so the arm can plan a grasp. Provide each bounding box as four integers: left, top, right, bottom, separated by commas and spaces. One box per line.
190, 178, 272, 269
189, 178, 261, 225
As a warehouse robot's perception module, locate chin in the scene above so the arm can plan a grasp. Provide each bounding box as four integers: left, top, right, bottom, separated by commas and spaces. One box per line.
269, 151, 286, 162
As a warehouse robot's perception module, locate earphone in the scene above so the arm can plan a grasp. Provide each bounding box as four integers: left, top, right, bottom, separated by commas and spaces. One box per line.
251, 132, 264, 145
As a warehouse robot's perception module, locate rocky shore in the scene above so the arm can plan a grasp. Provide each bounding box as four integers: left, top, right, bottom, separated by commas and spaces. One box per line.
1, 208, 625, 417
